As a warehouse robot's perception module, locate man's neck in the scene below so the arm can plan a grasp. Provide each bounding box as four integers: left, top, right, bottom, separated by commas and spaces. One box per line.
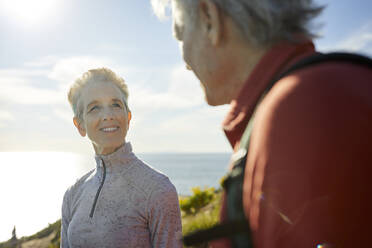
218, 36, 268, 104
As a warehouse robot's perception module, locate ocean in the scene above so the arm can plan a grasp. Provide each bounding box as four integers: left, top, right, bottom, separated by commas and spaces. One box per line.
138, 153, 231, 195
0, 152, 231, 242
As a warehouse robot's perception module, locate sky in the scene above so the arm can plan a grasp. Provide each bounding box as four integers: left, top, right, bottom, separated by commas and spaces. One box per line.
0, 0, 372, 155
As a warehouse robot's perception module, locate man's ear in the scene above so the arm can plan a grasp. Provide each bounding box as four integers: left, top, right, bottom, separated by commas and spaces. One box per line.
199, 0, 222, 46
73, 117, 86, 137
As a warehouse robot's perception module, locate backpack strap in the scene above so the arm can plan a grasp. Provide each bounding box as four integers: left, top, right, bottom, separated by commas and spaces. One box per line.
182, 52, 372, 247
279, 52, 371, 77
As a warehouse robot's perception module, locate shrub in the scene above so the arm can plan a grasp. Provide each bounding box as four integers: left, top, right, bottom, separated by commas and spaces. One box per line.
181, 189, 222, 247
180, 187, 215, 214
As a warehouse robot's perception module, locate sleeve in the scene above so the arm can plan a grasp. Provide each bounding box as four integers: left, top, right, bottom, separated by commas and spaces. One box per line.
147, 180, 183, 248
60, 188, 72, 248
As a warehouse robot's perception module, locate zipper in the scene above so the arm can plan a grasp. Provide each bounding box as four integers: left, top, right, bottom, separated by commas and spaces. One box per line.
89, 158, 106, 218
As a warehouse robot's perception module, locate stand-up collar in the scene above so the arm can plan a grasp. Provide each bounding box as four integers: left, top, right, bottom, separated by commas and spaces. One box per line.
94, 142, 136, 174
222, 39, 316, 150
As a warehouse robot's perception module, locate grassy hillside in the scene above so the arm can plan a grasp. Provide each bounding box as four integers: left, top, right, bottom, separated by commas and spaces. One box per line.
0, 220, 60, 248
0, 188, 222, 248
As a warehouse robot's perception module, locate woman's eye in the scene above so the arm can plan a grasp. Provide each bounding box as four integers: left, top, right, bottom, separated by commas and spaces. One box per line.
88, 106, 98, 113
113, 103, 122, 108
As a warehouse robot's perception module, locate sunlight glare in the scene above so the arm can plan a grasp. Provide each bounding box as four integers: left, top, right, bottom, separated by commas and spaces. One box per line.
0, 152, 92, 242
0, 0, 59, 25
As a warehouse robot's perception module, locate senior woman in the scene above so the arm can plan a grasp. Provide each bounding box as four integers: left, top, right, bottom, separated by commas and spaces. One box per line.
61, 68, 182, 248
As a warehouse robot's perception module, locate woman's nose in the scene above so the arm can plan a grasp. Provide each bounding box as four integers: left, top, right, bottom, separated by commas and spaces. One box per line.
101, 109, 114, 121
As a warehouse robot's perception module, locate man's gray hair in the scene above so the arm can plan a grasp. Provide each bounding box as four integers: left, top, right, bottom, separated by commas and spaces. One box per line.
151, 0, 324, 46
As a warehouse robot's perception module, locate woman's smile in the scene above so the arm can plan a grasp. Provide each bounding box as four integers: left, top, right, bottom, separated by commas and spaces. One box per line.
100, 126, 120, 133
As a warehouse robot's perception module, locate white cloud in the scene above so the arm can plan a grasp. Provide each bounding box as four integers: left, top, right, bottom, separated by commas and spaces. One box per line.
24, 56, 59, 68
47, 56, 143, 99
0, 110, 15, 128
53, 106, 73, 123
0, 56, 119, 106
48, 56, 114, 87
318, 22, 372, 55
0, 68, 49, 78
150, 0, 171, 21
0, 110, 15, 121
129, 105, 231, 153
130, 64, 204, 113
0, 76, 64, 105
337, 34, 372, 54
130, 86, 197, 110
48, 56, 111, 97
158, 106, 228, 132
169, 65, 204, 103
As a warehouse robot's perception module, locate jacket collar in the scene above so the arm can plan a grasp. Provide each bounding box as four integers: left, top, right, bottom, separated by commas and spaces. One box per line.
94, 142, 136, 174
222, 39, 316, 150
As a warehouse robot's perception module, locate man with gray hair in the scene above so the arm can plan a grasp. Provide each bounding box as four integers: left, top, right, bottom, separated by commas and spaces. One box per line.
152, 0, 372, 247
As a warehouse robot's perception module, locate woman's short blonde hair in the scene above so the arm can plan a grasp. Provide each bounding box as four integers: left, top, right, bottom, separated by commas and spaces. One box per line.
68, 68, 129, 120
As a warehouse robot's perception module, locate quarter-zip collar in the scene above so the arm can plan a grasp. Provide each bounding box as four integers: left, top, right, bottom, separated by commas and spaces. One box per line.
90, 142, 135, 218
94, 142, 136, 176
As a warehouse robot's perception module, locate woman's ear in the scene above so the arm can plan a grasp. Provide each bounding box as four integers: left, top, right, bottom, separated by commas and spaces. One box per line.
127, 111, 132, 125
73, 117, 86, 137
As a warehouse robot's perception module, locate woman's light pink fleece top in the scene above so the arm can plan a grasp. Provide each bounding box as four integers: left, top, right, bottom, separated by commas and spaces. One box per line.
61, 142, 182, 248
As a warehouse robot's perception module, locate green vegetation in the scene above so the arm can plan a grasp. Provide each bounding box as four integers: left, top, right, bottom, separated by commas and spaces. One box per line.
181, 187, 222, 248
23, 220, 60, 244
180, 186, 216, 214
0, 188, 222, 248
0, 220, 60, 248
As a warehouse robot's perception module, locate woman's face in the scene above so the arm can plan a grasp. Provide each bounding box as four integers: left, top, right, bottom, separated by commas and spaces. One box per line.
74, 81, 131, 155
